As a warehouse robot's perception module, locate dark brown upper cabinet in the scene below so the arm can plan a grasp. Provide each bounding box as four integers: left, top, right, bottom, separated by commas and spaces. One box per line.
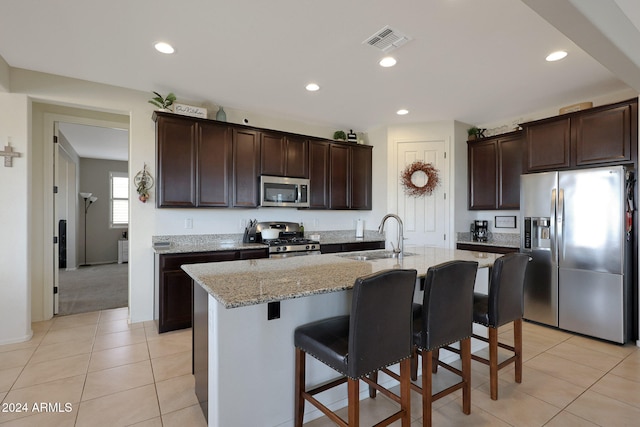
308, 140, 330, 209
232, 128, 261, 207
156, 114, 231, 208
468, 131, 523, 210
522, 98, 637, 173
260, 132, 309, 178
350, 144, 373, 210
328, 143, 373, 210
329, 144, 350, 209
156, 114, 197, 207
154, 111, 373, 210
198, 121, 232, 207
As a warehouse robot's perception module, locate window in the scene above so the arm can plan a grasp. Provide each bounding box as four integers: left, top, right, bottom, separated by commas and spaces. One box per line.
110, 172, 128, 227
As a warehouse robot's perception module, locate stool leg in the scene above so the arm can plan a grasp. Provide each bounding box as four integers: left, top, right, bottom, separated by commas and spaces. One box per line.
368, 371, 378, 398
422, 349, 433, 427
461, 337, 471, 415
514, 318, 523, 384
348, 377, 360, 426
432, 348, 439, 373
294, 348, 305, 427
399, 358, 411, 427
489, 327, 499, 400
411, 346, 418, 381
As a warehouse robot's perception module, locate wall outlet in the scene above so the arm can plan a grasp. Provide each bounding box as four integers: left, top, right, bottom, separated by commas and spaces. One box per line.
184, 218, 193, 229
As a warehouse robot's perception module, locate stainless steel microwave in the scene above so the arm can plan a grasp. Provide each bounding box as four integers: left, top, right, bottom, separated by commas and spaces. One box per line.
260, 176, 310, 208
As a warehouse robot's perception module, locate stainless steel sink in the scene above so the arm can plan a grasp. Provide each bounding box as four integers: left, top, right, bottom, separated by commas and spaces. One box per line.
337, 251, 417, 261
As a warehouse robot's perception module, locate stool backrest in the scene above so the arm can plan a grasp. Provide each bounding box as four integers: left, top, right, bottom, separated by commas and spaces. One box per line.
348, 269, 417, 378
487, 253, 530, 327
420, 260, 478, 350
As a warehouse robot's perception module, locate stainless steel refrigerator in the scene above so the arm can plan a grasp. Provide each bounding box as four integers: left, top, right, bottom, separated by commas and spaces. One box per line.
520, 165, 633, 343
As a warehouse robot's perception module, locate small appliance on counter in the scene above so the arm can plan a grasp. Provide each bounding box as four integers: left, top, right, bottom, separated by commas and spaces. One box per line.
470, 220, 489, 242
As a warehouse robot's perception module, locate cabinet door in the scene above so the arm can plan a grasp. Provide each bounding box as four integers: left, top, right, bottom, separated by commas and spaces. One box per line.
468, 140, 497, 210
233, 129, 261, 207
575, 104, 632, 166
285, 136, 309, 178
329, 144, 350, 209
350, 145, 372, 210
198, 122, 231, 207
308, 140, 330, 209
525, 118, 571, 171
497, 135, 523, 209
260, 132, 286, 176
159, 269, 194, 333
156, 116, 197, 207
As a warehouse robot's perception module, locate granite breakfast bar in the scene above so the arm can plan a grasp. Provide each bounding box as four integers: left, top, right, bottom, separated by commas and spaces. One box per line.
183, 246, 500, 427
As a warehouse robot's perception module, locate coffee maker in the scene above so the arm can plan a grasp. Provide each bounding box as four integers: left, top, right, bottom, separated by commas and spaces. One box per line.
470, 220, 489, 242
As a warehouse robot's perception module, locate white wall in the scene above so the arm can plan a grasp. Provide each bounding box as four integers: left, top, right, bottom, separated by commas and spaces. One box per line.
8, 68, 386, 330
0, 93, 32, 344
0, 55, 9, 92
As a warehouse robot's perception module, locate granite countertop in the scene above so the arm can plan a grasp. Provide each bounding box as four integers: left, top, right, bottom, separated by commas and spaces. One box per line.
182, 246, 500, 309
456, 232, 520, 248
152, 230, 385, 254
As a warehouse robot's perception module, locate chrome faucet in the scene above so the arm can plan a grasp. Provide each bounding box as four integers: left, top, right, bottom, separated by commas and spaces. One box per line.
377, 214, 404, 256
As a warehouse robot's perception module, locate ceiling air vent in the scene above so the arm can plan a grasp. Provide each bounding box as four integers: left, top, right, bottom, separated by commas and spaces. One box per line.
363, 25, 411, 52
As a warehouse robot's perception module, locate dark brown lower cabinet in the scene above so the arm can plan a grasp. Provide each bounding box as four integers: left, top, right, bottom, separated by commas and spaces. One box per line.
155, 248, 268, 333
456, 243, 519, 254
320, 240, 385, 254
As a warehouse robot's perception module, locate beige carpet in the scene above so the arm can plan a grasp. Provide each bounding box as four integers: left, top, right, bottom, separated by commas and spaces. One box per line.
57, 263, 128, 316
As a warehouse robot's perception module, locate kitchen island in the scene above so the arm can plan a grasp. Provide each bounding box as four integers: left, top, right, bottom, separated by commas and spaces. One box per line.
183, 246, 500, 426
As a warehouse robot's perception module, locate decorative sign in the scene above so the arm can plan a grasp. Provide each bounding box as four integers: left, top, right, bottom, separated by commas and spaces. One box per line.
0, 143, 21, 167
172, 103, 207, 119
495, 215, 517, 228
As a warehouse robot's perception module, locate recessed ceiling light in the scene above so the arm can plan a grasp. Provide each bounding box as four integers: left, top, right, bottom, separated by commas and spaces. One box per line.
546, 50, 567, 62
154, 42, 175, 54
305, 83, 320, 92
397, 109, 409, 115
379, 57, 397, 67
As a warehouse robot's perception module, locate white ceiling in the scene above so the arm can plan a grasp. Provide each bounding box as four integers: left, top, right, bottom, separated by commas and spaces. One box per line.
58, 123, 128, 162
1, 0, 639, 153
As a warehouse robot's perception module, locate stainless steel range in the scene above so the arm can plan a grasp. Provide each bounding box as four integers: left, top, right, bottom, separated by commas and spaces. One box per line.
255, 221, 320, 258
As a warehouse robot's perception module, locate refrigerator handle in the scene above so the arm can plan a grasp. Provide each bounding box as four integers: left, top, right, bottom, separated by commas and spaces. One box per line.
557, 188, 564, 261
551, 189, 557, 262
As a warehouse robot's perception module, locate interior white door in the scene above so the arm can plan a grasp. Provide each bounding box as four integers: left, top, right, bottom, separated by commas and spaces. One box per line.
53, 122, 60, 314
397, 140, 448, 248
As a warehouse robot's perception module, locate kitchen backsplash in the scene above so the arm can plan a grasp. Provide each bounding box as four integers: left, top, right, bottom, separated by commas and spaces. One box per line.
457, 232, 520, 247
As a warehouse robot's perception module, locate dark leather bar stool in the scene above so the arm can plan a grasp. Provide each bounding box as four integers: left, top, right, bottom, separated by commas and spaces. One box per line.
294, 269, 417, 427
471, 252, 530, 400
371, 261, 477, 427
413, 261, 478, 427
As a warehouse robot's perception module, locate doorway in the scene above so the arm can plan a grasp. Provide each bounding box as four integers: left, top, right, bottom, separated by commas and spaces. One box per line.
52, 117, 129, 316
396, 140, 449, 248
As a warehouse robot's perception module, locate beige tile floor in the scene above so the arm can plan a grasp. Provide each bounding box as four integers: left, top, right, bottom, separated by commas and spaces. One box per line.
0, 308, 638, 426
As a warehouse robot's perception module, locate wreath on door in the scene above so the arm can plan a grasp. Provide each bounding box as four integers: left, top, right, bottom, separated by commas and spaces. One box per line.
401, 161, 439, 197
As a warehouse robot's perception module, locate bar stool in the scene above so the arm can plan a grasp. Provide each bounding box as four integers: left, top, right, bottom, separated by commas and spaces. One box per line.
371, 261, 477, 427
414, 261, 477, 427
294, 269, 417, 427
471, 252, 530, 400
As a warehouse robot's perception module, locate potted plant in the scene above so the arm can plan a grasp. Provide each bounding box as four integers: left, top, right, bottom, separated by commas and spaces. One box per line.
149, 91, 177, 111
333, 130, 347, 141
467, 126, 480, 140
